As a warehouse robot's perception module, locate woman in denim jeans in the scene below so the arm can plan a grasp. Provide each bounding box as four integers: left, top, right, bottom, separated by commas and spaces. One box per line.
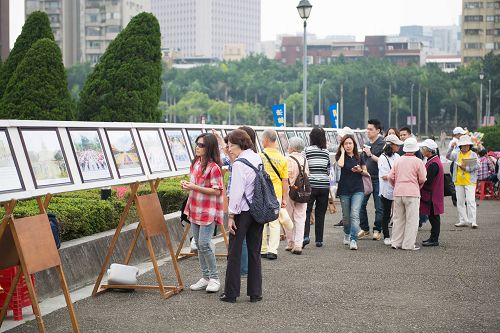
335, 135, 369, 250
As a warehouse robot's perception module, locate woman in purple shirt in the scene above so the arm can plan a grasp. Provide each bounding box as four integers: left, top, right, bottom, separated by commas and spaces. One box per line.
220, 129, 264, 303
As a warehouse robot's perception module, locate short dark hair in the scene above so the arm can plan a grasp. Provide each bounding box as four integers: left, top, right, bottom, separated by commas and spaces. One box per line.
309, 127, 327, 149
399, 127, 411, 135
238, 126, 257, 153
368, 119, 382, 132
227, 129, 254, 151
478, 149, 487, 157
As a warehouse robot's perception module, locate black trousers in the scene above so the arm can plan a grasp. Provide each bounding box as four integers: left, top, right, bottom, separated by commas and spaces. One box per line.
428, 211, 441, 242
224, 211, 264, 298
380, 196, 393, 239
304, 187, 330, 243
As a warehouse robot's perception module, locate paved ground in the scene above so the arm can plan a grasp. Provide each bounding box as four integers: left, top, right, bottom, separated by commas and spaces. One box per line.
5, 199, 500, 333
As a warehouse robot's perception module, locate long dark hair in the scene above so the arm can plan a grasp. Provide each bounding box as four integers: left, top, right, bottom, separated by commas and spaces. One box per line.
192, 133, 221, 170
383, 143, 394, 157
309, 127, 327, 149
335, 135, 360, 161
238, 126, 257, 153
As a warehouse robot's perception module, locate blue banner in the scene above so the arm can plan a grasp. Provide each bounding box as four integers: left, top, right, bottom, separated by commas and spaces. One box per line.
272, 103, 286, 127
328, 103, 339, 128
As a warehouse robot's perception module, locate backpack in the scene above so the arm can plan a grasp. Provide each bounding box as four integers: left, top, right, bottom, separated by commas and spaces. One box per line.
47, 213, 61, 249
235, 158, 280, 224
288, 156, 311, 203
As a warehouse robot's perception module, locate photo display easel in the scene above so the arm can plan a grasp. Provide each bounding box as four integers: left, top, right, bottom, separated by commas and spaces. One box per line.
0, 196, 79, 332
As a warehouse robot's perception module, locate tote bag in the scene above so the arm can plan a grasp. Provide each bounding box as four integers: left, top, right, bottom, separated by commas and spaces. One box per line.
362, 175, 373, 196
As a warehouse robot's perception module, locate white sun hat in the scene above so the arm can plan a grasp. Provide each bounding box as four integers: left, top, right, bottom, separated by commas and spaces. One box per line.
385, 134, 403, 145
452, 127, 466, 135
338, 126, 355, 138
419, 139, 438, 150
403, 137, 419, 153
457, 135, 474, 147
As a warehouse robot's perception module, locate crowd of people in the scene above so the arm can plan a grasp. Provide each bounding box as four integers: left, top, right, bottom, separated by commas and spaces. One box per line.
179, 121, 500, 303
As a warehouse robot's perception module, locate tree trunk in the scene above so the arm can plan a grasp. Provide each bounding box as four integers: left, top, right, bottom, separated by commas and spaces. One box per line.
340, 83, 344, 127
454, 104, 458, 128
425, 89, 429, 136
395, 105, 399, 129
364, 86, 368, 125
388, 84, 392, 129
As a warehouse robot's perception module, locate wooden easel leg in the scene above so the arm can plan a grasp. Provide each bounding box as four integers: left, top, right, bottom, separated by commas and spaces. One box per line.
175, 223, 191, 260
123, 222, 143, 265
145, 237, 166, 298
22, 268, 45, 332
164, 230, 184, 289
0, 267, 21, 324
92, 183, 139, 296
56, 265, 80, 332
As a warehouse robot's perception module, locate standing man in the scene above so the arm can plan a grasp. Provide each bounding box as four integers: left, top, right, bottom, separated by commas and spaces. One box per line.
358, 119, 385, 240
260, 130, 289, 260
399, 127, 423, 159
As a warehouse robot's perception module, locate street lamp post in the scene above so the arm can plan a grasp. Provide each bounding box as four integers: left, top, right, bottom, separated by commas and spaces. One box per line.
479, 70, 484, 128
410, 83, 414, 133
297, 0, 312, 126
486, 79, 492, 126
227, 97, 232, 125
318, 79, 326, 126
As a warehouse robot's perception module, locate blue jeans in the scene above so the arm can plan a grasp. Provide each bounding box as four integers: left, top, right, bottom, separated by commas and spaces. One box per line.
241, 238, 248, 275
360, 178, 383, 232
340, 192, 365, 241
191, 222, 219, 280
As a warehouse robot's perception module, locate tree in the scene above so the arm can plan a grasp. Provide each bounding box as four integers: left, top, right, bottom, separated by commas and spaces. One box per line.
0, 11, 53, 98
66, 62, 93, 100
78, 12, 162, 122
441, 88, 471, 128
0, 38, 74, 120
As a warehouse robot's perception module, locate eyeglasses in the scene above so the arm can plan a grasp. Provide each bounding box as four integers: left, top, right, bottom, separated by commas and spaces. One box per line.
196, 142, 206, 148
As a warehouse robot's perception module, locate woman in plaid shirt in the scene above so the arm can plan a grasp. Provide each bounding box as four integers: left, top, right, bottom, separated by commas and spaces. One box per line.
181, 133, 224, 293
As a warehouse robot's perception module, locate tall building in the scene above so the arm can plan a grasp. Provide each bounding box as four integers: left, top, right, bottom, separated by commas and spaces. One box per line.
400, 25, 460, 55
151, 0, 261, 60
461, 1, 500, 63
0, 0, 10, 60
25, 0, 150, 66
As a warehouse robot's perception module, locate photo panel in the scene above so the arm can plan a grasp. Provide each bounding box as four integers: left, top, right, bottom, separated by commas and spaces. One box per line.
356, 133, 366, 147
295, 131, 307, 146
325, 131, 338, 153
0, 129, 24, 193
137, 129, 171, 174
164, 129, 191, 170
285, 130, 296, 139
186, 129, 203, 155
255, 130, 264, 151
20, 128, 72, 188
106, 129, 144, 178
68, 129, 112, 182
277, 131, 289, 153
302, 130, 310, 145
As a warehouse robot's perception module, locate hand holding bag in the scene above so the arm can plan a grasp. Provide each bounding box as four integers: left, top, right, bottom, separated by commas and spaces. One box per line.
362, 175, 373, 196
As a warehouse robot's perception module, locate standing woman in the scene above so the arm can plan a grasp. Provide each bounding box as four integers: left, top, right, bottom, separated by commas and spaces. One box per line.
446, 135, 480, 228
336, 135, 369, 250
388, 138, 427, 251
378, 134, 403, 245
303, 127, 331, 248
182, 133, 224, 293
220, 129, 264, 303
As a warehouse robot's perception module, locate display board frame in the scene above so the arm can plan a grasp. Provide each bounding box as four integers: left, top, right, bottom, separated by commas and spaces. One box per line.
0, 128, 25, 194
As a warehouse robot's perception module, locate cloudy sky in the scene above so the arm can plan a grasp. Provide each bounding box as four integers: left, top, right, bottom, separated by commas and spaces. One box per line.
9, 0, 462, 47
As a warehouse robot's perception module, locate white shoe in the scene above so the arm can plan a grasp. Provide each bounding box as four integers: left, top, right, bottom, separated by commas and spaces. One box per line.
373, 231, 382, 241
343, 234, 350, 245
454, 222, 469, 227
190, 278, 209, 291
206, 279, 220, 293
190, 238, 198, 251
349, 240, 358, 250
383, 238, 391, 246
471, 224, 478, 229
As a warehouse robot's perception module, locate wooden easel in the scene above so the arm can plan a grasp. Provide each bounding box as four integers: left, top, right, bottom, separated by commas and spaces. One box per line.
0, 196, 79, 332
92, 180, 184, 299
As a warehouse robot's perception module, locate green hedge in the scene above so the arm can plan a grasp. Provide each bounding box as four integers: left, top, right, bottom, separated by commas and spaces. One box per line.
478, 125, 500, 151
0, 176, 188, 242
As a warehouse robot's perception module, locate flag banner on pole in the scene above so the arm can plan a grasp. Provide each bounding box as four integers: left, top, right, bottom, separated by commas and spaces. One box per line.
328, 104, 339, 128
272, 103, 286, 127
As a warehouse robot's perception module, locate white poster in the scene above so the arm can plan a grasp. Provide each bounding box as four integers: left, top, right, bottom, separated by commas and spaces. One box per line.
138, 129, 171, 173
69, 130, 112, 182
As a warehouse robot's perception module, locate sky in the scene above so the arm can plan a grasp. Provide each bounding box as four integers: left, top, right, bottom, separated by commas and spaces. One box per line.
9, 0, 462, 48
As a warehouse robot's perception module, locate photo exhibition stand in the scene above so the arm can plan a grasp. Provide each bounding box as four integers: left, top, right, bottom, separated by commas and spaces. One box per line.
0, 195, 80, 333
92, 179, 184, 299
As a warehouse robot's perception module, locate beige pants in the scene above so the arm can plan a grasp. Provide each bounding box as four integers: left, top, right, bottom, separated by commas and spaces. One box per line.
391, 196, 420, 250
261, 199, 293, 255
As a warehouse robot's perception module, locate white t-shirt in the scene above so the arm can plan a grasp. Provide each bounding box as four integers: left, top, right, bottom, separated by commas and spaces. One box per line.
378, 153, 400, 200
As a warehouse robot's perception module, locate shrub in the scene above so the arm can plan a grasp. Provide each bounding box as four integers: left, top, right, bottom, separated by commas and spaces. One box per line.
478, 125, 500, 151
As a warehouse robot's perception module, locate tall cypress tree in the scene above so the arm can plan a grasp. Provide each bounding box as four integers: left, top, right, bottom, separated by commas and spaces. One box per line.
0, 38, 74, 120
78, 12, 162, 122
0, 11, 53, 98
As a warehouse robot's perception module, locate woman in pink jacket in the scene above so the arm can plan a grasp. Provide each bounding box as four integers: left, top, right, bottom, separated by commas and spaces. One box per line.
389, 138, 427, 251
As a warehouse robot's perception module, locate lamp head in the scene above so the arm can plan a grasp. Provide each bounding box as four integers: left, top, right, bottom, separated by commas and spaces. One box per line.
297, 0, 312, 20
480, 70, 484, 80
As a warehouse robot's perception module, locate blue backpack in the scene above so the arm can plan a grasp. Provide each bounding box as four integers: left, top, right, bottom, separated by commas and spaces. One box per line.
236, 158, 280, 224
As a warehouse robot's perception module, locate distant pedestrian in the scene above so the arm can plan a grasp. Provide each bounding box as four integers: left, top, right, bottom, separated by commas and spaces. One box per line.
384, 127, 400, 139
389, 138, 427, 251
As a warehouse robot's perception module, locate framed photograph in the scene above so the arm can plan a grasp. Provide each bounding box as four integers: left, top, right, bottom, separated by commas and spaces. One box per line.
277, 131, 289, 153
164, 129, 191, 170
255, 130, 264, 151
295, 131, 307, 145
105, 129, 144, 178
20, 129, 72, 188
286, 131, 296, 139
186, 129, 203, 154
137, 129, 171, 173
0, 129, 24, 193
68, 129, 112, 182
356, 133, 366, 147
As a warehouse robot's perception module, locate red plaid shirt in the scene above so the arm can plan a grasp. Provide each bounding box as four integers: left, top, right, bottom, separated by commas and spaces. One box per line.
478, 156, 495, 180
184, 160, 224, 225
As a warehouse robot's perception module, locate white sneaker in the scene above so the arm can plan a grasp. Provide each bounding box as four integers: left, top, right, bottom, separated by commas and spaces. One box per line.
471, 224, 478, 229
454, 222, 469, 227
343, 234, 350, 245
190, 238, 198, 251
190, 278, 209, 291
206, 279, 220, 293
349, 240, 358, 250
383, 238, 391, 246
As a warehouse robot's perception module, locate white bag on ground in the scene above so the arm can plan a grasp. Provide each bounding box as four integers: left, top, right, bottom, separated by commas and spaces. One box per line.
107, 263, 139, 285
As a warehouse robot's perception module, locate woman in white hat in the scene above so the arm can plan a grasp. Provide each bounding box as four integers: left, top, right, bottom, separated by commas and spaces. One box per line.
446, 135, 480, 228
378, 134, 403, 245
388, 138, 427, 251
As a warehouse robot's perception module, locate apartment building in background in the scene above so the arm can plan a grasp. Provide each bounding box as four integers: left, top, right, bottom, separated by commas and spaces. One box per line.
461, 0, 500, 63
400, 25, 461, 55
25, 0, 149, 66
151, 0, 260, 60
0, 0, 9, 60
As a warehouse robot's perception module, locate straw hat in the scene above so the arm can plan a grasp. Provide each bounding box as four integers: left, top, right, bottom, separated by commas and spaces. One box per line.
403, 137, 419, 153
419, 139, 438, 150
457, 135, 473, 147
384, 134, 403, 145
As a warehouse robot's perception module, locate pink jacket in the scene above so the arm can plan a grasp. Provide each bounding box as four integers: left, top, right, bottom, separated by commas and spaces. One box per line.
389, 155, 427, 198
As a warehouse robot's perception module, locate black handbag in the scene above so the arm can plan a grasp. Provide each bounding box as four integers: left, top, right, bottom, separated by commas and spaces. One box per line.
444, 173, 455, 197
